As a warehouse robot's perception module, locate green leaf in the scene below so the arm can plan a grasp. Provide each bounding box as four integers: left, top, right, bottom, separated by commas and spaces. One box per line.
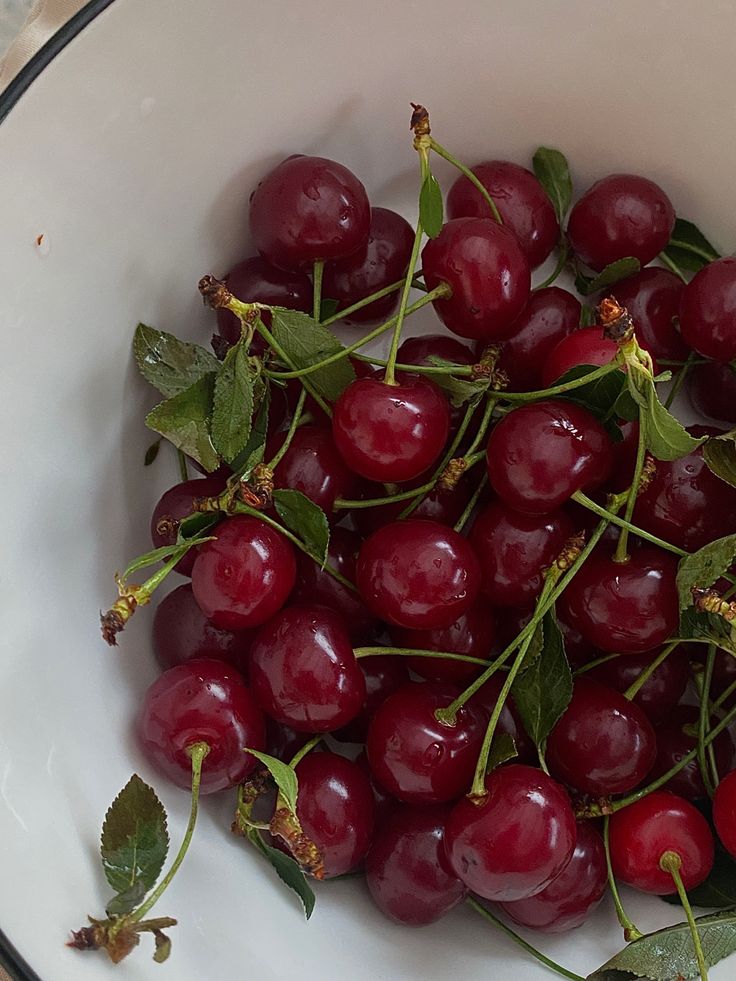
576, 257, 641, 296
230, 386, 270, 478
153, 931, 172, 963
177, 512, 220, 543
661, 217, 720, 274
586, 908, 736, 980
532, 147, 572, 224
419, 171, 443, 238
210, 340, 255, 463
613, 386, 640, 422
100, 774, 169, 897
144, 439, 161, 466
426, 356, 490, 406
244, 748, 298, 815
145, 374, 220, 473
642, 379, 706, 461
105, 879, 147, 917
133, 323, 220, 398
268, 307, 356, 403
512, 612, 572, 746
273, 488, 330, 565
486, 733, 518, 772
676, 534, 736, 609
580, 305, 597, 327
554, 364, 627, 422
121, 543, 190, 581
678, 606, 736, 656
319, 297, 340, 321
247, 828, 315, 919
704, 429, 736, 489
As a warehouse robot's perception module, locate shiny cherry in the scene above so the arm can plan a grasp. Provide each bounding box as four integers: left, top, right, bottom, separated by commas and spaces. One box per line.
471, 673, 537, 765
486, 400, 613, 514
214, 255, 312, 345
366, 804, 467, 925
688, 361, 736, 424
249, 605, 365, 732
322, 207, 414, 323
567, 173, 675, 271
679, 257, 736, 362
546, 678, 657, 796
366, 682, 487, 803
608, 790, 714, 894
559, 546, 679, 654
191, 515, 296, 630
332, 375, 450, 482
334, 655, 411, 743
422, 217, 531, 341
266, 424, 362, 516
357, 519, 481, 630
444, 764, 576, 901
265, 718, 312, 762
150, 477, 226, 577
541, 327, 619, 388
613, 267, 688, 361
649, 706, 736, 801
249, 155, 370, 270
713, 770, 736, 858
586, 645, 689, 725
138, 658, 265, 794
352, 475, 473, 539
471, 500, 574, 607
356, 749, 398, 825
446, 160, 559, 268
499, 822, 607, 933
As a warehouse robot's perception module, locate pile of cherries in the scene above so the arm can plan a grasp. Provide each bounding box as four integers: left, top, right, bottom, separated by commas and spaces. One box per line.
116, 136, 736, 971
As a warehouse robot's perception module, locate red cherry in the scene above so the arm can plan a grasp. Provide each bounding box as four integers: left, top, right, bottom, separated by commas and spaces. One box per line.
486, 400, 613, 514
249, 605, 365, 733
366, 682, 487, 804
585, 645, 689, 725
446, 160, 559, 269
333, 655, 411, 743
356, 750, 398, 825
558, 546, 679, 654
352, 475, 473, 539
191, 515, 296, 630
608, 791, 714, 894
541, 327, 619, 388
422, 217, 531, 342
150, 477, 226, 577
265, 718, 312, 762
366, 804, 467, 925
357, 519, 481, 630
214, 256, 312, 345
612, 267, 688, 361
444, 764, 576, 901
567, 174, 675, 271
249, 155, 370, 270
138, 659, 265, 794
332, 376, 450, 483
649, 706, 736, 801
713, 770, 736, 858
397, 333, 474, 368
679, 257, 736, 363
688, 361, 736, 425
499, 822, 607, 933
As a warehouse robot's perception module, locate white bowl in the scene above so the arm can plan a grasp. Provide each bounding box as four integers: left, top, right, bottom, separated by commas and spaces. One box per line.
1, 1, 734, 979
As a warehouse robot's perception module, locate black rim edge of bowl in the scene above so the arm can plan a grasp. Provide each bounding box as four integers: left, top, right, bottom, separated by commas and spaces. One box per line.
0, 2, 118, 971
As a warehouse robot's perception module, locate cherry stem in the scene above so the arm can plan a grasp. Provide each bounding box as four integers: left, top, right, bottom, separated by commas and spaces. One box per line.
312, 260, 324, 322
177, 450, 189, 482
657, 250, 688, 284
354, 645, 492, 668
288, 734, 322, 769
428, 139, 503, 225
534, 242, 570, 291
614, 417, 647, 563
266, 387, 307, 471
696, 646, 719, 795
319, 274, 427, 326
464, 395, 498, 458
131, 741, 209, 923
713, 676, 736, 713
335, 480, 437, 511
351, 353, 473, 376
659, 358, 710, 367
502, 358, 621, 401
572, 491, 688, 558
454, 472, 488, 533
573, 651, 625, 676
660, 851, 709, 981
622, 640, 679, 701
466, 897, 585, 981
252, 315, 332, 418
664, 350, 697, 410
603, 815, 644, 941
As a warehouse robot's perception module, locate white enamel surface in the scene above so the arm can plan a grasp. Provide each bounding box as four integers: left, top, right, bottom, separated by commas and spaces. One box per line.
1, 1, 734, 978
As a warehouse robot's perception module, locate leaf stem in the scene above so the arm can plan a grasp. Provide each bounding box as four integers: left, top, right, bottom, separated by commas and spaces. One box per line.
454, 473, 488, 533
312, 260, 324, 322
534, 242, 569, 291
354, 645, 492, 667
660, 851, 709, 981
428, 139, 503, 224
603, 816, 644, 941
254, 317, 332, 418
177, 450, 189, 482
622, 641, 679, 701
266, 388, 307, 471
614, 417, 647, 563
131, 741, 209, 923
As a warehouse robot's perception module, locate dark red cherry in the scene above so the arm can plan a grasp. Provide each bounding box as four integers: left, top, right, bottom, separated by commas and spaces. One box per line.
499, 822, 607, 933
366, 804, 467, 925
422, 218, 531, 342
352, 475, 473, 539
649, 706, 736, 801
586, 645, 689, 725
332, 376, 450, 482
366, 682, 487, 803
558, 546, 679, 654
152, 584, 254, 674
138, 659, 265, 794
486, 400, 613, 514
357, 519, 481, 630
356, 750, 398, 825
688, 361, 736, 425
470, 673, 537, 765
249, 155, 370, 270
333, 655, 411, 743
541, 327, 619, 388
546, 678, 657, 795
265, 424, 363, 517
397, 333, 474, 369
713, 770, 736, 858
249, 605, 365, 732
214, 256, 312, 345
191, 515, 296, 630
446, 160, 559, 269
150, 477, 226, 577
265, 718, 312, 762
612, 267, 688, 361
322, 207, 414, 323
608, 790, 714, 894
680, 257, 736, 362
389, 601, 495, 684
604, 420, 642, 494
567, 173, 675, 271
495, 288, 581, 392
291, 527, 377, 643
444, 764, 576, 901
471, 500, 574, 607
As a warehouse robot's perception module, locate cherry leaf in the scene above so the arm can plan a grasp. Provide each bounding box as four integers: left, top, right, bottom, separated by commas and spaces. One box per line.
678, 606, 736, 657
143, 439, 161, 466
642, 380, 706, 462
133, 323, 219, 398
100, 774, 169, 896
511, 612, 572, 747
532, 147, 572, 224
145, 374, 220, 473
419, 171, 444, 238
676, 533, 736, 610
268, 307, 355, 403
273, 488, 330, 566
319, 297, 340, 321
704, 429, 736, 489
426, 356, 489, 406
575, 257, 640, 296
211, 340, 255, 463
661, 217, 720, 274
486, 733, 518, 773
554, 363, 627, 424
244, 748, 298, 815
247, 828, 316, 919
229, 387, 270, 479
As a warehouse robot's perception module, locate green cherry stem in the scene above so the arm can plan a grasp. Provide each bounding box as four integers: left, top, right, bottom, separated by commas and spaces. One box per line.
573, 651, 625, 676
622, 640, 679, 701
428, 139, 503, 224
696, 646, 719, 795
176, 449, 189, 482
464, 395, 498, 458
534, 242, 569, 291
312, 260, 324, 321
253, 316, 332, 418
289, 734, 322, 769
664, 350, 697, 410
614, 416, 647, 563
354, 646, 492, 668
319, 275, 427, 327
572, 491, 688, 558
603, 816, 644, 941
335, 480, 436, 511
659, 851, 709, 981
713, 677, 736, 713
454, 472, 488, 533
657, 250, 688, 284
266, 387, 307, 471
350, 353, 474, 376
466, 898, 585, 981
131, 741, 210, 923
502, 358, 621, 401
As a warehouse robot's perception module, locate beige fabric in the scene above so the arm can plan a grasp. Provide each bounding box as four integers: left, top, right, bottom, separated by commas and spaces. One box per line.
0, 0, 87, 92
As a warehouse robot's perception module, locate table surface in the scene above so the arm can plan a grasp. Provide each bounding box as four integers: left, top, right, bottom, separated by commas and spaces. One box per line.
0, 0, 34, 59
